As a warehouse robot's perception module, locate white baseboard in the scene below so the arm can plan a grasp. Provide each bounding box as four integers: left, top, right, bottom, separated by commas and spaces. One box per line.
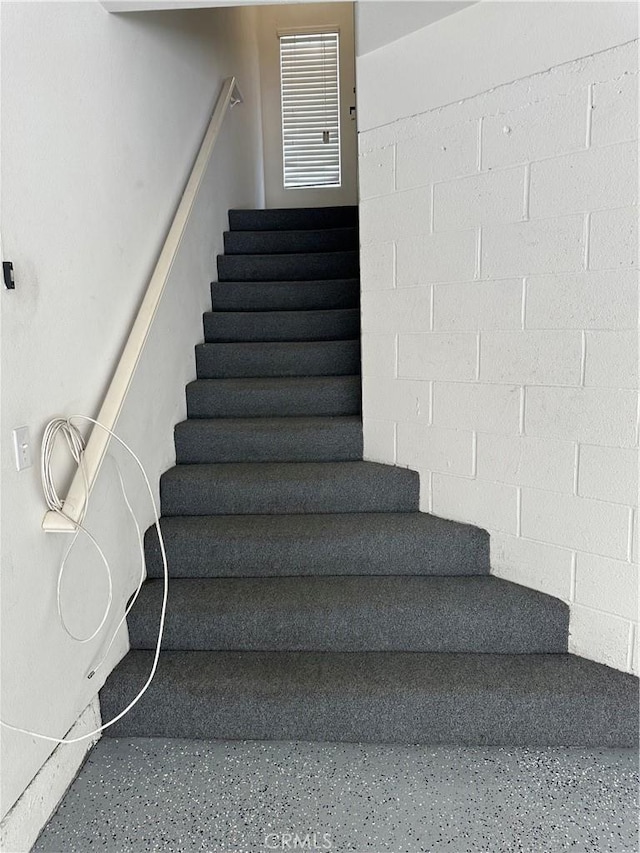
0, 698, 101, 853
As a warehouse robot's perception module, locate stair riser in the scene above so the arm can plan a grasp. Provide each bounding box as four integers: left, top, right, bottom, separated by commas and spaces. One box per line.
186, 380, 361, 419
210, 280, 360, 312
133, 622, 566, 654
174, 421, 363, 464
102, 695, 638, 746
218, 252, 359, 282
229, 206, 358, 231
143, 515, 491, 579
100, 652, 638, 745
128, 579, 568, 654
195, 341, 361, 379
204, 310, 360, 343
224, 229, 358, 255
160, 467, 420, 517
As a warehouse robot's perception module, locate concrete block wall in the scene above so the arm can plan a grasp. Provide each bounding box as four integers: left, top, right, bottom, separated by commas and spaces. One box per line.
359, 40, 639, 674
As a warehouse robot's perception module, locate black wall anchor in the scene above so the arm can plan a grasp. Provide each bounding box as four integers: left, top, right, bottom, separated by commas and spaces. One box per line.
3, 261, 15, 290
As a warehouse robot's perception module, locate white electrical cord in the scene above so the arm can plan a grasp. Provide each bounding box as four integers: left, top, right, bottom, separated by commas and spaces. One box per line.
42, 418, 114, 645
0, 415, 169, 744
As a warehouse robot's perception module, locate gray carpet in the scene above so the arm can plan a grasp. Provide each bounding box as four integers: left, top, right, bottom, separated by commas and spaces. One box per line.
127, 576, 569, 653
101, 651, 636, 745
203, 307, 360, 342
185, 375, 361, 418
159, 461, 421, 517
210, 279, 360, 312
174, 416, 363, 464
100, 205, 639, 745
143, 512, 490, 578
33, 738, 639, 852
224, 226, 359, 255
217, 249, 360, 282
195, 339, 361, 378
229, 205, 358, 231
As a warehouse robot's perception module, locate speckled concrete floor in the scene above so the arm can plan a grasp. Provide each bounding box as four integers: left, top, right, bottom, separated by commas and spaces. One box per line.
33, 738, 638, 853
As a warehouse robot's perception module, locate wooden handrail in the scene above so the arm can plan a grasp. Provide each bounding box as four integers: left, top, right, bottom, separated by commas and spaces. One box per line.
43, 77, 243, 532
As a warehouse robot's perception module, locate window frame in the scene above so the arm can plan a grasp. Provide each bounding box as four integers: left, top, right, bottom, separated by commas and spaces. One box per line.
278, 28, 343, 191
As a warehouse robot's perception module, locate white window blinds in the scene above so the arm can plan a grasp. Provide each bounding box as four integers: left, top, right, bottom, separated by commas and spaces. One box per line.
280, 31, 341, 189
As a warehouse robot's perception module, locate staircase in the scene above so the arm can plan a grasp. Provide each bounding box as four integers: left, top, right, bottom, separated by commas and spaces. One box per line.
101, 205, 637, 746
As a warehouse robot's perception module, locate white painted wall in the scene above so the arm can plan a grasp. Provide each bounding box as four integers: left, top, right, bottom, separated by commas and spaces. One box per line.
0, 699, 101, 853
357, 1, 639, 674
0, 0, 263, 840
355, 1, 474, 57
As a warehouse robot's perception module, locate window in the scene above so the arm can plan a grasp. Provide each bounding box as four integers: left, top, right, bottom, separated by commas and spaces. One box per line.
280, 31, 341, 189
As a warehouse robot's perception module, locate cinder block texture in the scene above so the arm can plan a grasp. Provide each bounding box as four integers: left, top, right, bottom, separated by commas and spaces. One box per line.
363, 418, 396, 464
361, 289, 431, 334
432, 382, 521, 433
360, 188, 431, 245
396, 122, 478, 190
569, 606, 632, 671
482, 92, 587, 170
525, 270, 638, 329
359, 146, 395, 199
583, 330, 638, 389
359, 40, 638, 673
360, 241, 394, 291
434, 167, 525, 230
397, 230, 477, 286
362, 376, 431, 425
476, 434, 576, 493
361, 334, 397, 378
520, 490, 630, 559
525, 387, 637, 446
433, 475, 518, 534
591, 73, 639, 147
433, 280, 523, 331
399, 333, 478, 381
574, 553, 639, 620
529, 141, 638, 219
396, 424, 474, 476
578, 445, 639, 505
481, 216, 585, 278
589, 206, 638, 270
480, 331, 582, 386
491, 534, 573, 600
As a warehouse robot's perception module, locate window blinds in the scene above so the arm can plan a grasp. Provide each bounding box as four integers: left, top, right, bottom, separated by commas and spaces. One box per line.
280, 31, 341, 189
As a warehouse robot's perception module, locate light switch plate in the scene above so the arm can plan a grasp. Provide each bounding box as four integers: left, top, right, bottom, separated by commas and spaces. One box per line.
12, 426, 32, 471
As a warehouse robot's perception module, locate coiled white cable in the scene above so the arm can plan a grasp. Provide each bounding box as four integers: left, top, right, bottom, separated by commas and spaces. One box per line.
42, 418, 114, 644
0, 415, 169, 744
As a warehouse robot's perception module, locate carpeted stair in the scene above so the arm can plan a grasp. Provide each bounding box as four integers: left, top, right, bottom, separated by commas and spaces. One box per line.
101, 205, 637, 746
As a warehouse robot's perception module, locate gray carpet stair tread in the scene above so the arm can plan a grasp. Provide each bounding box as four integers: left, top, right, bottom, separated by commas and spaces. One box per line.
100, 650, 638, 745
143, 512, 490, 579
195, 340, 361, 379
203, 308, 360, 343
217, 251, 359, 282
174, 416, 363, 464
229, 206, 358, 231
224, 228, 358, 255
128, 576, 569, 654
186, 375, 361, 418
160, 461, 420, 516
210, 279, 360, 312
